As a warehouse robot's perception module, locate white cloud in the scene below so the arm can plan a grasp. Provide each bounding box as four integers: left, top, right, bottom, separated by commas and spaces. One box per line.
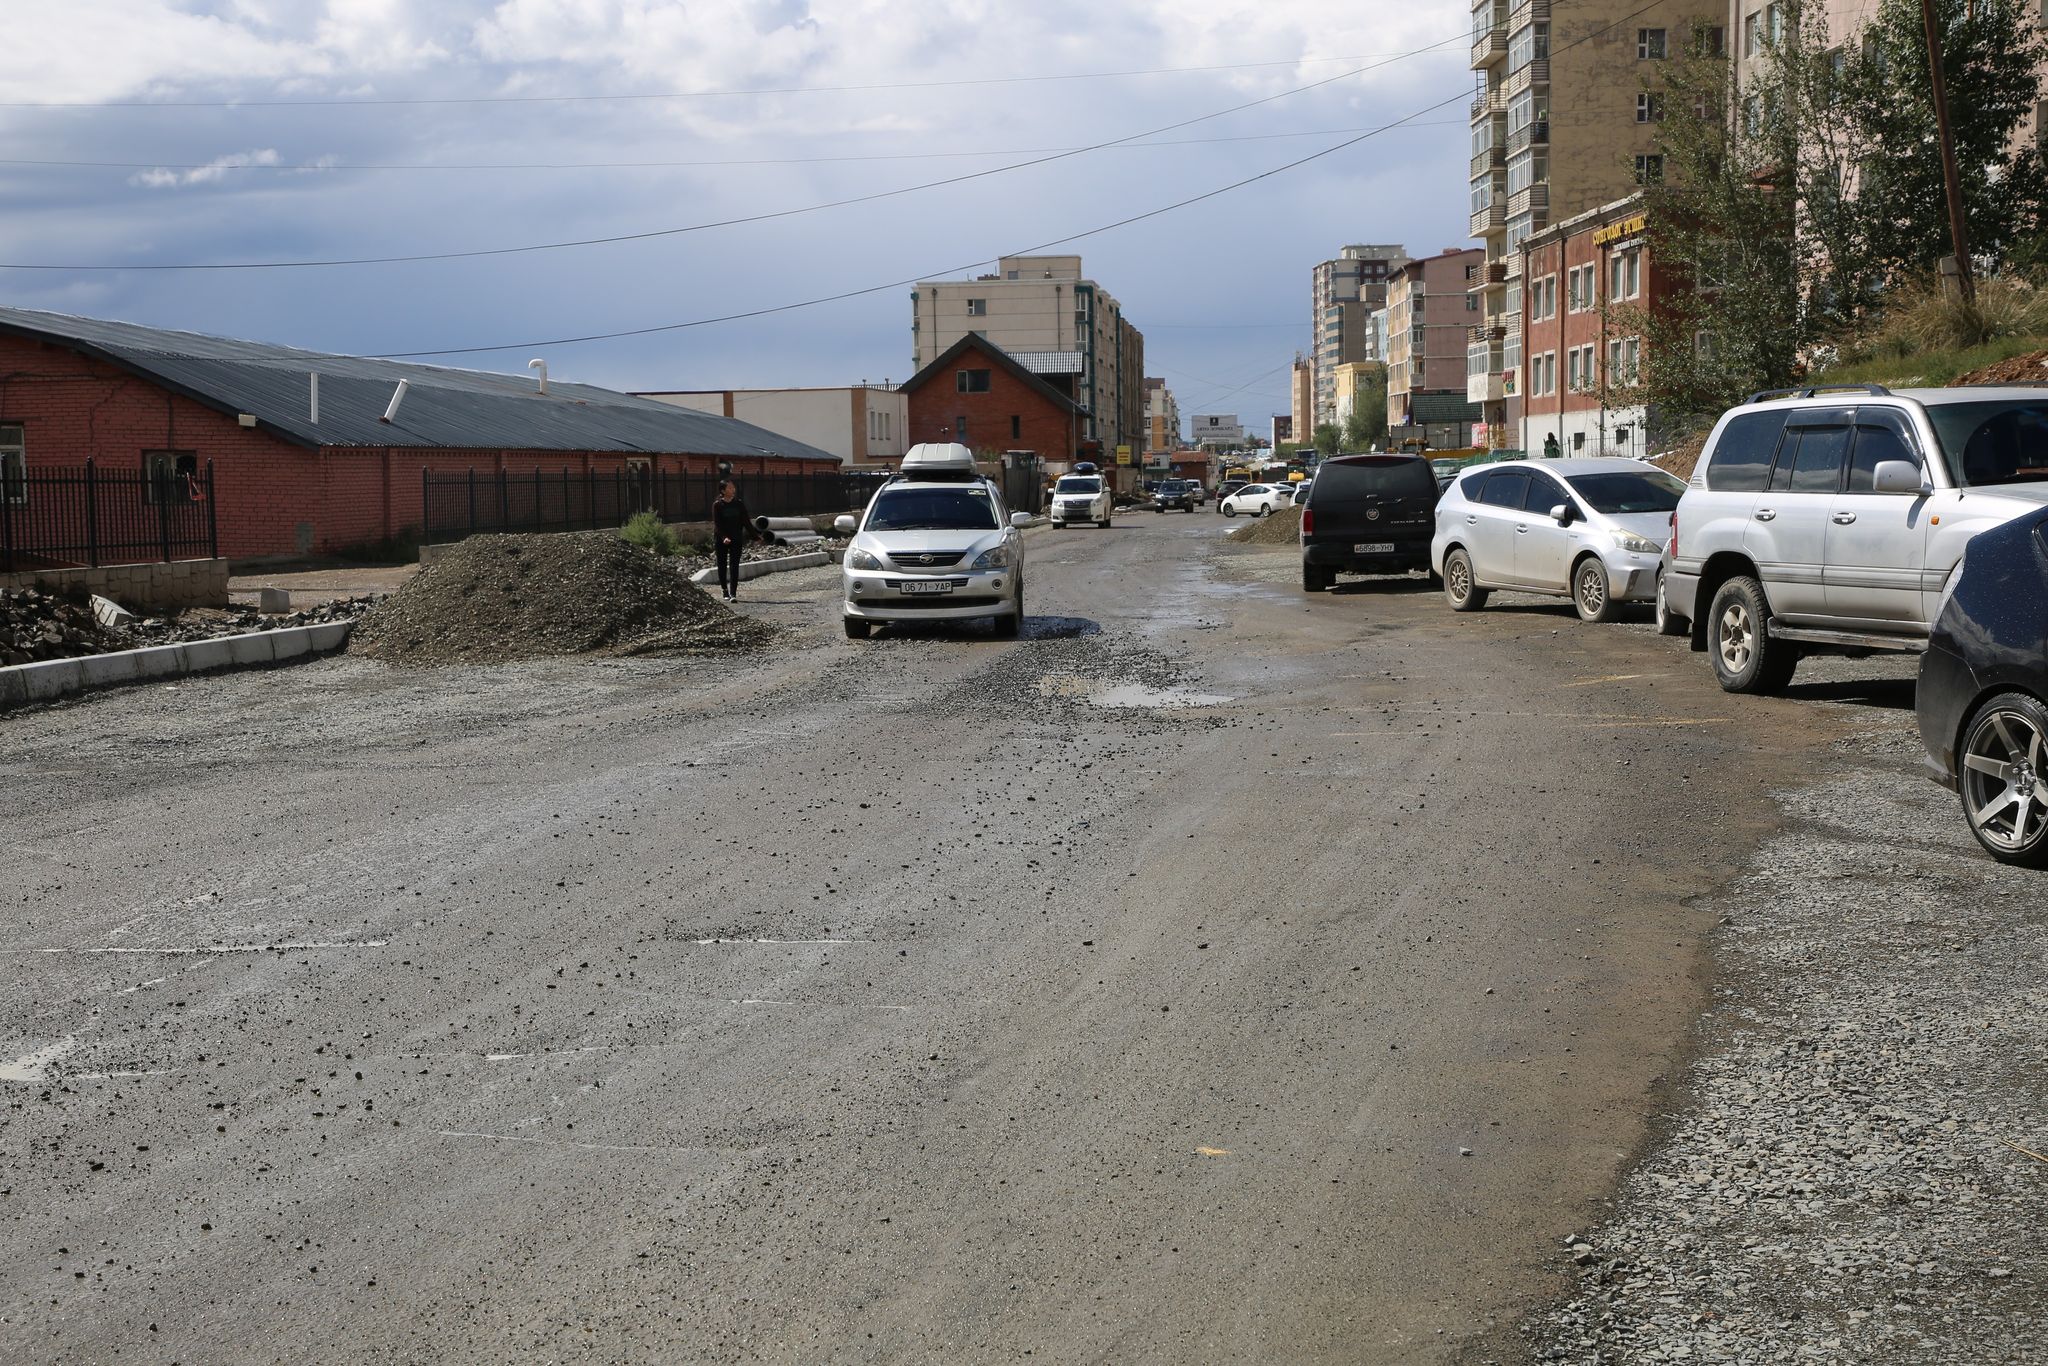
129, 149, 285, 189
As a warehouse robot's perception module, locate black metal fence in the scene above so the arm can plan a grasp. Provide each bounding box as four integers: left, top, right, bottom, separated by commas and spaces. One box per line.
422, 466, 895, 542
1, 460, 218, 572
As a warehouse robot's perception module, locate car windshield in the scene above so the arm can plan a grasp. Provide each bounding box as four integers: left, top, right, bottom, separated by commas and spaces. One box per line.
1055, 477, 1102, 495
865, 487, 999, 531
1566, 469, 1686, 514
1927, 400, 2048, 487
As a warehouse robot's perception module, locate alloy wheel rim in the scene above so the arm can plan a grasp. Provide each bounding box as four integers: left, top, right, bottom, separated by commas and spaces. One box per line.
1449, 560, 1469, 600
1718, 602, 1752, 671
1579, 567, 1606, 616
1962, 708, 2048, 852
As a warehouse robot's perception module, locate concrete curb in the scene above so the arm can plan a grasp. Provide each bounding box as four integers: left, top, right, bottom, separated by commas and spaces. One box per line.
688, 550, 833, 587
0, 622, 353, 711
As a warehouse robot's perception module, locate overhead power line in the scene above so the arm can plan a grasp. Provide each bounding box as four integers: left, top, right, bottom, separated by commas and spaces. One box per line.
0, 121, 1468, 175
0, 49, 1465, 110
365, 0, 1670, 360
0, 33, 1463, 273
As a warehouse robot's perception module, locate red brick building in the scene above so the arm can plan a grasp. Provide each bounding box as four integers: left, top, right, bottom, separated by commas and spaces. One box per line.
898, 335, 1083, 464
0, 308, 839, 563
1517, 195, 1666, 459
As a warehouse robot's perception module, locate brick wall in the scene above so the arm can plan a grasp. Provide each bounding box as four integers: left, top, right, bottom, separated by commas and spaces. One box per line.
0, 335, 837, 561
902, 340, 1078, 460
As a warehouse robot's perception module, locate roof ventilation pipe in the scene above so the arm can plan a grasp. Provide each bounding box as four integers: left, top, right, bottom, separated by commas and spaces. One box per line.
528, 358, 548, 394
309, 372, 319, 425
380, 378, 409, 424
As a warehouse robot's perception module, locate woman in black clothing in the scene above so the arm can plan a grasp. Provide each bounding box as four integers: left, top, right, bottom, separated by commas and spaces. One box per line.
709, 479, 756, 601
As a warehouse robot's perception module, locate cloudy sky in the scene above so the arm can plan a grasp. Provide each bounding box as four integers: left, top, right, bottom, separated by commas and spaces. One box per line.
3, 0, 1471, 430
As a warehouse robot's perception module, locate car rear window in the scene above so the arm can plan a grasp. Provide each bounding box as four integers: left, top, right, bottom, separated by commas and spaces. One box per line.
1477, 470, 1529, 508
1771, 426, 1851, 493
1309, 458, 1436, 504
1705, 411, 1789, 491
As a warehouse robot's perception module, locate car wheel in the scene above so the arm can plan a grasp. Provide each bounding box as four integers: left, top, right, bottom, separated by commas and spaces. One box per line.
1303, 564, 1333, 593
1444, 548, 1487, 612
1573, 557, 1620, 624
843, 616, 871, 640
1222, 505, 1236, 517
1958, 692, 2048, 867
1654, 572, 1688, 637
1101, 514, 1112, 528
1707, 575, 1797, 694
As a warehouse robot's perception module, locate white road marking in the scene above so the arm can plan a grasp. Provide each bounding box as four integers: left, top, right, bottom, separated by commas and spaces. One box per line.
687, 938, 860, 945
432, 1128, 675, 1154
25, 940, 388, 956
0, 1037, 81, 1083
733, 998, 912, 1011
73, 1069, 181, 1080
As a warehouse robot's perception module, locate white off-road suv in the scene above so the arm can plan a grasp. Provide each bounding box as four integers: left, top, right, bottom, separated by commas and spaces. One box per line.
835, 444, 1032, 640
1049, 466, 1114, 528
1664, 383, 2048, 693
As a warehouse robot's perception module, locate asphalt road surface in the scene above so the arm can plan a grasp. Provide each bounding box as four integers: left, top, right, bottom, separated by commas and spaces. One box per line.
0, 513, 1905, 1364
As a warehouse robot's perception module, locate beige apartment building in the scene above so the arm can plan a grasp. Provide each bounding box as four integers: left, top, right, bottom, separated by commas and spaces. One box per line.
1469, 0, 1723, 449
1290, 355, 1314, 441
911, 255, 1146, 457
639, 385, 905, 465
1143, 377, 1181, 452
1330, 361, 1385, 427
1387, 249, 1485, 442
1311, 245, 1409, 427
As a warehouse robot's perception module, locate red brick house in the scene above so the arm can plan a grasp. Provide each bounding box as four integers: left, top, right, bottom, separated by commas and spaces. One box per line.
898, 335, 1083, 463
0, 307, 839, 563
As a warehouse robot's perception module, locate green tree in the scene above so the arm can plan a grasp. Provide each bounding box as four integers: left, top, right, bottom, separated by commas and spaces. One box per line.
1310, 423, 1342, 455
1339, 366, 1389, 450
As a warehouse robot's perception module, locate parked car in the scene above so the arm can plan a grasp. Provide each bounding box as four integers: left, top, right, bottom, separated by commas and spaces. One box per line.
1049, 471, 1114, 528
835, 443, 1032, 639
1189, 482, 1208, 506
1152, 479, 1198, 513
1430, 458, 1463, 497
1218, 478, 1248, 501
1288, 481, 1312, 506
1917, 507, 2048, 866
1665, 383, 2048, 693
1299, 453, 1439, 591
1431, 458, 1682, 622
1220, 483, 1289, 517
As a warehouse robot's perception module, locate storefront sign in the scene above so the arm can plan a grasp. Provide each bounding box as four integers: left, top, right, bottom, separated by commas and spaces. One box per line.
1592, 213, 1647, 247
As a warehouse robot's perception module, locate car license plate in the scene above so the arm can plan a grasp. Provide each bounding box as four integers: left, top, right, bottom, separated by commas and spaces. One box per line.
1354, 541, 1396, 554
900, 579, 953, 595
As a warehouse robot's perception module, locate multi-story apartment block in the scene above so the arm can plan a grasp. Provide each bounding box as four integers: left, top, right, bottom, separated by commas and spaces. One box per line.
1469, 0, 1722, 450
1290, 355, 1315, 441
1519, 195, 1663, 458
912, 255, 1145, 457
639, 386, 905, 465
1312, 245, 1409, 427
1387, 249, 1485, 442
1143, 377, 1182, 453
1330, 361, 1385, 428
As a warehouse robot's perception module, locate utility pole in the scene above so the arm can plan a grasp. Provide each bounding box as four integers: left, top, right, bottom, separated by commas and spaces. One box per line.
1921, 0, 1976, 305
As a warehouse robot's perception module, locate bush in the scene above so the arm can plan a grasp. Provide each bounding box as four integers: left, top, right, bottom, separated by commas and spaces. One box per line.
1850, 272, 2048, 359
619, 510, 680, 557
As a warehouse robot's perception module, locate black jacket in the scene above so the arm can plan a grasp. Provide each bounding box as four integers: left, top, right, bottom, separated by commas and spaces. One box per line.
711, 496, 754, 544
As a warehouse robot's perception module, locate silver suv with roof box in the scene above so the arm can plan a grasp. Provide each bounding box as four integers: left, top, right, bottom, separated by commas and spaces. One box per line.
1664, 383, 2048, 693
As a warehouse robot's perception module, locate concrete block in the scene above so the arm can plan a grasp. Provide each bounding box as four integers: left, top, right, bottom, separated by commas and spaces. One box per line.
132, 644, 187, 679
306, 622, 351, 653
258, 587, 291, 614
78, 651, 143, 689
91, 594, 137, 628
17, 658, 85, 701
181, 638, 235, 673
0, 668, 25, 709
226, 632, 275, 666
270, 628, 310, 662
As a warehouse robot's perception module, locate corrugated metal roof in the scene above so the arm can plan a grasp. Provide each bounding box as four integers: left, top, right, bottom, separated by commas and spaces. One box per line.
1010, 351, 1086, 375
1409, 393, 1481, 423
0, 306, 836, 460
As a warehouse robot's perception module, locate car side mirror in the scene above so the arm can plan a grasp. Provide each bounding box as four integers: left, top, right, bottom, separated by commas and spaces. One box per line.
834, 514, 857, 535
1871, 460, 1927, 495
1549, 502, 1576, 524
1010, 511, 1031, 528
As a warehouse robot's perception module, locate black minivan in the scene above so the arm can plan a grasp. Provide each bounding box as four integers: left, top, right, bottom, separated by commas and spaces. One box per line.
1298, 453, 1440, 592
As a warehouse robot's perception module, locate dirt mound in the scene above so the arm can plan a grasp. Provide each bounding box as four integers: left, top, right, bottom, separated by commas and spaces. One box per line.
351, 532, 773, 666
1652, 430, 1711, 481
1950, 349, 2048, 386
1228, 505, 1303, 545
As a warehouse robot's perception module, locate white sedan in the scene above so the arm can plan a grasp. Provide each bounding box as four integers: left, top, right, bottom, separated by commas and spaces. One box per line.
1220, 483, 1289, 517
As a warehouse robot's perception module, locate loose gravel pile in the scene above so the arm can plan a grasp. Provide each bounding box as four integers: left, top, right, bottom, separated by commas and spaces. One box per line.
1950, 349, 2048, 386
351, 532, 773, 666
0, 587, 126, 665
1228, 505, 1303, 544
1525, 721, 2048, 1363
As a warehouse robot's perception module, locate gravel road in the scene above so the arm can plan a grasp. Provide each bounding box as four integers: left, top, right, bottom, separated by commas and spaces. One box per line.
1, 512, 2033, 1364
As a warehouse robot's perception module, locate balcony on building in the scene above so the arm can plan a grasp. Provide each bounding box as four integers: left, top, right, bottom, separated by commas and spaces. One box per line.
1507, 181, 1549, 220
1470, 0, 1509, 66
1506, 0, 1550, 33
1467, 342, 1506, 404
1506, 117, 1550, 154
1503, 57, 1549, 101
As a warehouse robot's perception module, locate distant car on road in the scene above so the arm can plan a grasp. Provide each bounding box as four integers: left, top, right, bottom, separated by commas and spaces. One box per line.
1917, 506, 2048, 867
1188, 482, 1208, 506
1152, 479, 1198, 512
1432, 458, 1682, 622
1430, 458, 1462, 496
1220, 484, 1288, 517
1299, 454, 1438, 591
1049, 472, 1114, 528
836, 443, 1031, 640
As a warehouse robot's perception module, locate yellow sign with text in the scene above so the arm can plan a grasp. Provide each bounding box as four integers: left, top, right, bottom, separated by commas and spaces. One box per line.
1115, 445, 1133, 465
1593, 214, 1647, 247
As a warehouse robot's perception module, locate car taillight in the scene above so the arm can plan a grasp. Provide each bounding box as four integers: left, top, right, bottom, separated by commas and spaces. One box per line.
1301, 506, 1314, 536
1667, 509, 1678, 559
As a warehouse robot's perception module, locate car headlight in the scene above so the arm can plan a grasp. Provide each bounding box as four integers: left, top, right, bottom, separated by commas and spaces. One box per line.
847, 548, 883, 570
1612, 531, 1661, 555
971, 544, 1011, 570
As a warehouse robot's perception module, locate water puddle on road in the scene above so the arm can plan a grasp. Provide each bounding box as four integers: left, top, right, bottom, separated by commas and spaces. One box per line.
1036, 674, 1231, 710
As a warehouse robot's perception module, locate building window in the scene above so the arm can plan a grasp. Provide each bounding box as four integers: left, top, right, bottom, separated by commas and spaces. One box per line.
957, 368, 991, 393
1503, 332, 1522, 371
1743, 10, 1762, 55
0, 423, 24, 505
1698, 24, 1727, 56
1507, 148, 1546, 194
1636, 92, 1665, 122
966, 298, 987, 316
1637, 27, 1666, 59
1466, 293, 1480, 312
1695, 330, 1716, 358
142, 449, 199, 505
1529, 274, 1556, 321
1608, 337, 1641, 384
1609, 247, 1642, 300
1508, 21, 1548, 71
1633, 154, 1664, 184
1011, 415, 1021, 440
1471, 175, 1496, 213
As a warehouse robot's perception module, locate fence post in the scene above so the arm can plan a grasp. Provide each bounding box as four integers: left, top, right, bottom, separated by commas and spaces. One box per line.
84, 458, 99, 568
467, 467, 477, 534
0, 459, 13, 573
498, 467, 508, 530
204, 460, 218, 560
587, 465, 597, 530
158, 462, 173, 564
421, 467, 430, 543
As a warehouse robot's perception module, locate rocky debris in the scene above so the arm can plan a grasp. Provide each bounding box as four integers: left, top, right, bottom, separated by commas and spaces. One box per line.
350, 531, 774, 666
1228, 505, 1303, 544
1950, 349, 2048, 386
0, 587, 128, 665
674, 535, 846, 579
126, 596, 380, 646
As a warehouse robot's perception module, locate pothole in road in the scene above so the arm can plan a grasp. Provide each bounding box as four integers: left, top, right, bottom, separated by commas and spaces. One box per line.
1036, 674, 1231, 709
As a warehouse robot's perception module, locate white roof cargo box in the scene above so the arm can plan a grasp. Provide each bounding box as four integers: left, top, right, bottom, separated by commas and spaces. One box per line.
899, 443, 979, 476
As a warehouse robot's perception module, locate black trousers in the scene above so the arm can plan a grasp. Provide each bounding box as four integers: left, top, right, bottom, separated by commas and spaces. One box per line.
716, 539, 743, 595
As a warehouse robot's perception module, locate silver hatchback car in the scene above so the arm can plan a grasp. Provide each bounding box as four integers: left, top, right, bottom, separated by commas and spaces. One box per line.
1432, 457, 1684, 622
